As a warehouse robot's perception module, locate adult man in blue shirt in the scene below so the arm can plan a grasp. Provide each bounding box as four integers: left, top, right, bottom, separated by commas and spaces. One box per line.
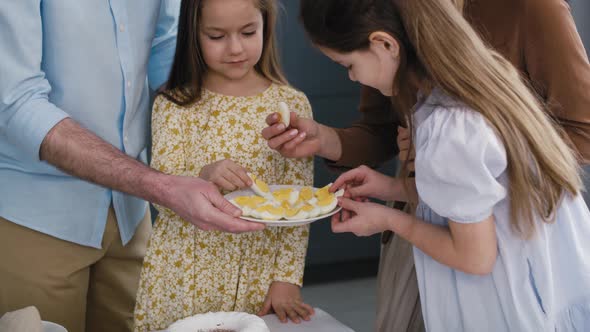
0, 1, 263, 331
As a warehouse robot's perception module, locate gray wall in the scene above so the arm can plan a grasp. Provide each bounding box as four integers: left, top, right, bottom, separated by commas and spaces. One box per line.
572, 0, 589, 54
571, 0, 589, 204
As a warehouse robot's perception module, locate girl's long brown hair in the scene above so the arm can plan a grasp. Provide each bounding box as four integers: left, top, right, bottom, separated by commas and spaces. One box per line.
300, 0, 583, 238
163, 0, 287, 106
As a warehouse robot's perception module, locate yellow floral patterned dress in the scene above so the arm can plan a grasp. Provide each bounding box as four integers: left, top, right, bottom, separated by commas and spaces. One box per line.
133, 83, 314, 332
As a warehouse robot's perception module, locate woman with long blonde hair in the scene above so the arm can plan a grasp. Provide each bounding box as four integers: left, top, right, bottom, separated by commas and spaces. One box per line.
300, 0, 590, 330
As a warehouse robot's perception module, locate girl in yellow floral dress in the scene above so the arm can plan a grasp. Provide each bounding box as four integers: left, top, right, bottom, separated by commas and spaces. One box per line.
133, 0, 315, 331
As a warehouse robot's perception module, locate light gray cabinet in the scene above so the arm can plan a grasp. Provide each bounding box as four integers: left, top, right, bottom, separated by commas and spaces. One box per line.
571, 0, 589, 54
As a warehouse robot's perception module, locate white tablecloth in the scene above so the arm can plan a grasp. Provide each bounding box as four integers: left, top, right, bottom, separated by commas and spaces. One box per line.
4, 307, 356, 332
154, 308, 356, 332
261, 308, 356, 332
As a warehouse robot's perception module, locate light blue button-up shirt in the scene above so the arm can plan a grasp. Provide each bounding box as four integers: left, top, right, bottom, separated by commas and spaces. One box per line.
0, 0, 180, 248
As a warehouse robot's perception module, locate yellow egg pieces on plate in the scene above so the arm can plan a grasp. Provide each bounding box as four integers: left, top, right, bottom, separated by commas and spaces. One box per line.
225, 182, 344, 227
247, 173, 272, 199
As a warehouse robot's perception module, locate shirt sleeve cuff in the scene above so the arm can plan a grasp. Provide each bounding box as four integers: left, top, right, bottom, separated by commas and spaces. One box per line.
6, 98, 69, 162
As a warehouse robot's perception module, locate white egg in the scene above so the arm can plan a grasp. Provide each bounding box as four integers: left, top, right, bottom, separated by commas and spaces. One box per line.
277, 101, 290, 127
335, 189, 345, 198
301, 204, 321, 218
307, 197, 318, 205
289, 198, 305, 209
285, 208, 309, 220
271, 189, 290, 203
316, 195, 338, 214
259, 211, 277, 220
247, 173, 272, 198
288, 190, 300, 206
254, 205, 285, 220
298, 186, 314, 202
241, 206, 254, 217
249, 206, 263, 219
231, 195, 268, 209
315, 183, 333, 199
230, 199, 251, 217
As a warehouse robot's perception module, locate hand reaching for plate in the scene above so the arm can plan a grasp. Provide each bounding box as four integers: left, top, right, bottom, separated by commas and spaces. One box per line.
257, 281, 315, 324
331, 197, 409, 237
330, 165, 400, 202
199, 159, 252, 192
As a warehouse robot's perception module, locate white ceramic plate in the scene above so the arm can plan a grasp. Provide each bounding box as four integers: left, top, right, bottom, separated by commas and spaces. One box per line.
167, 311, 269, 332
42, 321, 67, 332
224, 185, 342, 227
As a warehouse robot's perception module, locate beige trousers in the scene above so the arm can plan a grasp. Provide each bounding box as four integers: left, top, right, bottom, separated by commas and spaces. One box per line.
373, 171, 424, 332
0, 207, 151, 332
375, 230, 424, 332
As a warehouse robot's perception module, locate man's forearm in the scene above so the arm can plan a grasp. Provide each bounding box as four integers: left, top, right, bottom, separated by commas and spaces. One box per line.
40, 118, 168, 205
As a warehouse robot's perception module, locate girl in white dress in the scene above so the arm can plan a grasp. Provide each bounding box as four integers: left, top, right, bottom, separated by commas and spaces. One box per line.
300, 0, 590, 331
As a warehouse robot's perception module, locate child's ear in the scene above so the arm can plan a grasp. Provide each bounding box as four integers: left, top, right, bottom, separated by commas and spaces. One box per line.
369, 31, 400, 59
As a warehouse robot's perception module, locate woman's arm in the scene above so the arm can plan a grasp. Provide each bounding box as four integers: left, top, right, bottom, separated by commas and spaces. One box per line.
329, 86, 402, 168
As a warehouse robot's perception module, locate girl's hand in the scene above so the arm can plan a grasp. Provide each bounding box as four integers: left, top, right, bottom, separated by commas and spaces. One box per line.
331, 197, 414, 237
257, 281, 315, 324
331, 165, 399, 202
198, 159, 252, 191
397, 126, 415, 171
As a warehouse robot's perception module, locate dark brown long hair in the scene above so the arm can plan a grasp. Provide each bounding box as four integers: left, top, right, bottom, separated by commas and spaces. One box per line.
300, 0, 425, 115
300, 0, 582, 237
163, 0, 288, 106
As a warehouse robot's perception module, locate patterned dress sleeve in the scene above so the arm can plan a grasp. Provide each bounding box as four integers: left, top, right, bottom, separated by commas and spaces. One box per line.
150, 96, 187, 215
272, 91, 314, 287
